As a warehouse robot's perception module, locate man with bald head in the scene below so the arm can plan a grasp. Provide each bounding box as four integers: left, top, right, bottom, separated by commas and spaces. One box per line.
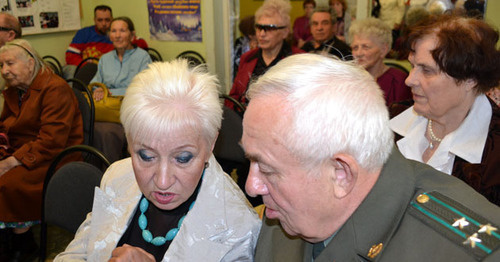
0, 12, 21, 114
0, 13, 21, 46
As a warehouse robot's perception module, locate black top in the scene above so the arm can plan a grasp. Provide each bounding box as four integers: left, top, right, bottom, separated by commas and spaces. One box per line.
252, 41, 293, 79
301, 36, 353, 61
117, 180, 202, 261
239, 41, 293, 106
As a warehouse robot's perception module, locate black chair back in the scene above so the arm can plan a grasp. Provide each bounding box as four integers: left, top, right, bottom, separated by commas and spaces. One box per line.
67, 78, 94, 146
145, 47, 163, 62
43, 55, 63, 77
176, 50, 206, 67
384, 61, 409, 74
74, 57, 99, 86
39, 145, 110, 261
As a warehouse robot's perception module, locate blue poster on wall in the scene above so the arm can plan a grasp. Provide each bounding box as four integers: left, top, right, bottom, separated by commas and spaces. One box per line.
147, 0, 202, 42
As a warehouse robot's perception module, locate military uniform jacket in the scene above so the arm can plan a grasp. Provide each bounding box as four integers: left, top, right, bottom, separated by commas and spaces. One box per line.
254, 148, 500, 261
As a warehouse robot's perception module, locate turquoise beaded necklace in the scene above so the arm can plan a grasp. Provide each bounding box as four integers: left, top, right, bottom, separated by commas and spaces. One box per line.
138, 197, 195, 246
138, 167, 205, 246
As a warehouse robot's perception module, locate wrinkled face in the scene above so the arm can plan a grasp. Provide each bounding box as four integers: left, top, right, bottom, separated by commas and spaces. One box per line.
304, 3, 315, 18
406, 35, 473, 120
310, 12, 335, 44
330, 0, 344, 18
131, 127, 212, 210
255, 14, 289, 52
0, 49, 34, 88
110, 20, 134, 50
94, 9, 112, 35
242, 95, 337, 242
351, 34, 387, 72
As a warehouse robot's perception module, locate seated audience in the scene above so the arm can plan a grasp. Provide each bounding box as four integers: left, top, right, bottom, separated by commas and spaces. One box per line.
349, 17, 412, 106
228, 0, 304, 109
242, 53, 500, 261
390, 14, 500, 205
301, 6, 352, 60
329, 0, 351, 42
91, 16, 152, 98
56, 60, 260, 261
233, 15, 257, 81
91, 16, 152, 164
292, 0, 316, 48
64, 5, 148, 78
0, 39, 83, 261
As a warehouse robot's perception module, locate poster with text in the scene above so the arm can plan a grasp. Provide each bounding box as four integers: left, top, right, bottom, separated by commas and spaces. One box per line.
147, 0, 202, 42
8, 0, 80, 35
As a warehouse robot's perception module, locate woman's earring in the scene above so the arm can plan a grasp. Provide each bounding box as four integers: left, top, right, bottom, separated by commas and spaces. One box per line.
204, 162, 209, 168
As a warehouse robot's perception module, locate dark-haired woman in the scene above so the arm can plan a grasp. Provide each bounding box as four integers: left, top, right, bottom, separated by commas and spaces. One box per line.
390, 15, 500, 205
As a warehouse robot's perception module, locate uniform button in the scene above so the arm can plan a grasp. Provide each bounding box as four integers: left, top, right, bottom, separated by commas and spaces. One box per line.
416, 194, 429, 203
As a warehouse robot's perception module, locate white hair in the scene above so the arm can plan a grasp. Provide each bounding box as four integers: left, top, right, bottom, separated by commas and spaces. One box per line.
255, 0, 292, 27
121, 60, 223, 146
247, 53, 393, 171
348, 17, 393, 48
0, 39, 47, 79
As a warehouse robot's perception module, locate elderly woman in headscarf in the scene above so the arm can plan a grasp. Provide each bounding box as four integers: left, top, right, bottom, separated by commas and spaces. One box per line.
0, 39, 83, 260
390, 14, 500, 205
56, 60, 260, 261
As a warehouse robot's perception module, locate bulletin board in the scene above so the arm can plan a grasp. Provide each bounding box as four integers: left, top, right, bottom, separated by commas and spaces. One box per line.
1, 0, 81, 35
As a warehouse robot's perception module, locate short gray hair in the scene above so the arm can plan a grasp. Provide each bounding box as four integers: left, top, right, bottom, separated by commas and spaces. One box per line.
121, 60, 223, 146
255, 0, 292, 27
247, 54, 393, 171
311, 6, 336, 25
348, 17, 393, 48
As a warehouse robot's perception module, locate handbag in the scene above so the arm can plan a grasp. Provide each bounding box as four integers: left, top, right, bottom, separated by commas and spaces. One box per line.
87, 82, 123, 123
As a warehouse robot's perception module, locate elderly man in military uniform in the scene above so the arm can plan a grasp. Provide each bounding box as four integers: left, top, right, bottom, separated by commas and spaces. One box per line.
241, 53, 499, 261
301, 6, 352, 60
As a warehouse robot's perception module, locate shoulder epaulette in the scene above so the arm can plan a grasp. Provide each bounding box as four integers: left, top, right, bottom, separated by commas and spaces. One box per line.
410, 191, 500, 260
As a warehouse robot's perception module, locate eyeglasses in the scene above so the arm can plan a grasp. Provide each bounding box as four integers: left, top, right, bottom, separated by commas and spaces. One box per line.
0, 26, 13, 32
254, 24, 287, 32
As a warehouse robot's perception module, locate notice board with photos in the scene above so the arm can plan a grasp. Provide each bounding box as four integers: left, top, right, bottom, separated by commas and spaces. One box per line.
1, 0, 81, 35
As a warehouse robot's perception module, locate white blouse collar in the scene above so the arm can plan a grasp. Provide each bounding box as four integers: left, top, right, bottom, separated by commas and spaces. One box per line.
389, 95, 491, 174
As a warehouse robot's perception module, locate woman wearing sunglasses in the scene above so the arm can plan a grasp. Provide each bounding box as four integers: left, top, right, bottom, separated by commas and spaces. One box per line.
227, 0, 304, 110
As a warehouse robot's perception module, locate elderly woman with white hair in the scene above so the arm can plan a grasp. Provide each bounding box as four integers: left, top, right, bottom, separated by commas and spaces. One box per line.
0, 39, 83, 260
56, 60, 260, 261
227, 0, 304, 109
349, 17, 412, 106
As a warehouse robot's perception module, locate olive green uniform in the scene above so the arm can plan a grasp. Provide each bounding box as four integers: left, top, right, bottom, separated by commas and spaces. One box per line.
254, 148, 500, 261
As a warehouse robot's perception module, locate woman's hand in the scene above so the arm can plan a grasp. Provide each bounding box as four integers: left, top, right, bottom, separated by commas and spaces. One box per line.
93, 87, 105, 102
0, 156, 21, 177
108, 244, 155, 262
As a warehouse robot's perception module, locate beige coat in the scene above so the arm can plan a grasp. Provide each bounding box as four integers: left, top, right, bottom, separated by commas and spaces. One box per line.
56, 155, 261, 261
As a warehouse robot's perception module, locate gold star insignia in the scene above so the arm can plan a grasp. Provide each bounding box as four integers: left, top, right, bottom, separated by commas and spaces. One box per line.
478, 224, 497, 235
463, 233, 481, 248
452, 217, 469, 229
